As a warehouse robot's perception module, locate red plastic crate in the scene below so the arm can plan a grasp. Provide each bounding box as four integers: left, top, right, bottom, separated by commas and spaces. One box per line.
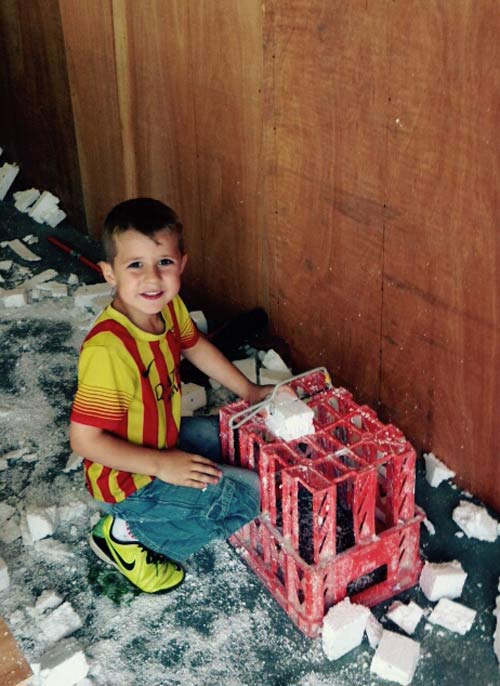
219, 369, 425, 638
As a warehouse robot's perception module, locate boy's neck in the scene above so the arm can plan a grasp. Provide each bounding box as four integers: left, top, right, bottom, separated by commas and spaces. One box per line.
111, 297, 165, 335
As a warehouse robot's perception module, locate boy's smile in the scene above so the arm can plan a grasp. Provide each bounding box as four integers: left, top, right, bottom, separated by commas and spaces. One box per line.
100, 228, 187, 333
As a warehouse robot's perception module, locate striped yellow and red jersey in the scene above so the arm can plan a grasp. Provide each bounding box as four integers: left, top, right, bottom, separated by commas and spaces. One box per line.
70, 295, 200, 503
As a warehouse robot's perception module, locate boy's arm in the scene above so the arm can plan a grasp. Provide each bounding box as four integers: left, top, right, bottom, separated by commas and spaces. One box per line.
69, 421, 221, 489
182, 335, 273, 405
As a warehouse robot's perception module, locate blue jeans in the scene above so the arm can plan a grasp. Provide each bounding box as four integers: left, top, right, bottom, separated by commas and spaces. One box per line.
101, 416, 260, 561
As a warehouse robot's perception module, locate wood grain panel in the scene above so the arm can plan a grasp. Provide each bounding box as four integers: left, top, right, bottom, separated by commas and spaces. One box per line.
263, 0, 388, 403
380, 1, 500, 508
189, 1, 266, 314
59, 0, 126, 236
0, 0, 84, 227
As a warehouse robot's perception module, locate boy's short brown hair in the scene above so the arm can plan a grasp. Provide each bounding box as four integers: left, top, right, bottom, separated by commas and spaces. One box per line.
102, 198, 184, 262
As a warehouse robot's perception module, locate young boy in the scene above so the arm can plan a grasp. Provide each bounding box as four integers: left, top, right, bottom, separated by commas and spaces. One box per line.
70, 198, 272, 593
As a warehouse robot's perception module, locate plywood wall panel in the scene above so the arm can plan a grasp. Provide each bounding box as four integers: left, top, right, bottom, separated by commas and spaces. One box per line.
0, 0, 84, 227
380, 1, 500, 505
263, 0, 388, 402
189, 1, 266, 313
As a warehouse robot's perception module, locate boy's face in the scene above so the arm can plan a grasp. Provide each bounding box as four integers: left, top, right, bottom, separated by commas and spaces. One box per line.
100, 228, 187, 330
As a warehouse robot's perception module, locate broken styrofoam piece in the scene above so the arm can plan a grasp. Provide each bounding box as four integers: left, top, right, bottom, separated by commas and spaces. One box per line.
322, 597, 370, 660
428, 598, 476, 635
1, 287, 28, 308
258, 367, 291, 386
23, 505, 59, 543
261, 349, 291, 374
28, 190, 65, 227
0, 162, 20, 200
23, 234, 38, 244
74, 283, 113, 308
39, 638, 89, 686
23, 269, 58, 289
0, 259, 13, 271
14, 187, 41, 212
419, 560, 467, 601
423, 451, 456, 487
62, 452, 83, 473
494, 579, 500, 665
233, 357, 258, 383
35, 590, 63, 614
422, 517, 436, 535
0, 517, 21, 544
40, 601, 83, 643
386, 600, 424, 635
0, 502, 16, 523
67, 273, 79, 286
35, 281, 68, 298
4, 238, 41, 261
34, 538, 74, 561
265, 393, 315, 442
181, 382, 207, 416
0, 557, 10, 591
189, 309, 208, 334
452, 500, 499, 542
370, 629, 420, 686
365, 612, 384, 648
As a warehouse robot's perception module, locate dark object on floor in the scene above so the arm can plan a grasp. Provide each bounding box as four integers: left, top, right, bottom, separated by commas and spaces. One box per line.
182, 307, 269, 384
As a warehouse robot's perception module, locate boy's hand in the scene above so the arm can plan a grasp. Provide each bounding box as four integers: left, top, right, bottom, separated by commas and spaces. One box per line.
244, 382, 296, 406
155, 450, 222, 490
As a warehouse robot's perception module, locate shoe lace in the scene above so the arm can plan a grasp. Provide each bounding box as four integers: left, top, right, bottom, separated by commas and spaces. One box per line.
139, 543, 170, 567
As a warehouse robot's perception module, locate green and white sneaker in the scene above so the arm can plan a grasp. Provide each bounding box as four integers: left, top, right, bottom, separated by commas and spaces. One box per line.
89, 515, 185, 593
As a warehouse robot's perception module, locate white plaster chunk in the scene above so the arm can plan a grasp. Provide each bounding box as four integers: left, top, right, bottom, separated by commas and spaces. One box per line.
419, 560, 467, 601
365, 611, 384, 648
265, 393, 315, 442
0, 557, 10, 591
39, 638, 89, 686
67, 273, 79, 285
28, 190, 62, 224
0, 259, 13, 271
23, 234, 38, 244
386, 600, 423, 635
422, 517, 436, 535
36, 281, 68, 298
4, 238, 41, 262
58, 501, 88, 523
370, 629, 420, 686
322, 597, 370, 660
62, 451, 83, 473
452, 500, 499, 542
423, 451, 455, 487
0, 162, 20, 200
494, 578, 500, 665
181, 382, 207, 416
40, 601, 83, 643
23, 269, 58, 289
35, 590, 63, 614
21, 452, 38, 463
34, 538, 74, 562
428, 598, 476, 635
189, 309, 208, 334
24, 505, 59, 542
258, 367, 291, 386
233, 357, 258, 383
74, 283, 113, 308
0, 502, 15, 523
2, 287, 28, 308
261, 349, 291, 373
0, 517, 21, 544
14, 187, 41, 212
44, 206, 66, 228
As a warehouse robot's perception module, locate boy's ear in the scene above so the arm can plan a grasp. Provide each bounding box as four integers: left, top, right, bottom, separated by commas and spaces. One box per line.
180, 253, 188, 274
99, 261, 116, 286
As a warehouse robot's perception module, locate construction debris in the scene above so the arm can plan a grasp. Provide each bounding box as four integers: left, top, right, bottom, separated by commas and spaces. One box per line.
14, 187, 41, 212
322, 597, 370, 660
2, 238, 41, 261
0, 162, 20, 200
423, 451, 456, 487
452, 500, 499, 542
264, 392, 315, 441
370, 629, 420, 685
0, 557, 10, 591
419, 560, 467, 601
428, 598, 476, 635
386, 600, 424, 635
